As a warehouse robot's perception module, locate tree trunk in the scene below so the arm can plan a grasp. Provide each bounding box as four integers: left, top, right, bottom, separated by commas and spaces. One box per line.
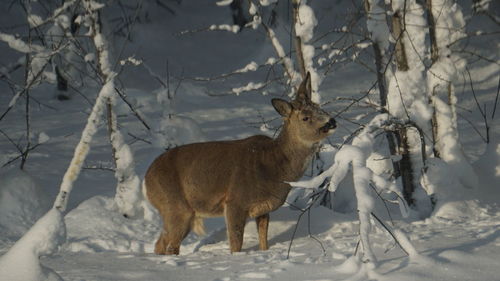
293, 0, 306, 79
391, 13, 409, 72
364, 0, 401, 179
391, 11, 417, 204
426, 0, 441, 158
426, 0, 439, 64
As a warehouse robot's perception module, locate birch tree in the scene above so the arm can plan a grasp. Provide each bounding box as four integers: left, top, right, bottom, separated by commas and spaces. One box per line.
53, 0, 143, 217
380, 0, 432, 217
425, 0, 478, 190
361, 0, 434, 216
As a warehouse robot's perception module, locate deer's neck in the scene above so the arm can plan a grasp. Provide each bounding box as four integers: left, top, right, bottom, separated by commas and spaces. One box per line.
272, 126, 319, 181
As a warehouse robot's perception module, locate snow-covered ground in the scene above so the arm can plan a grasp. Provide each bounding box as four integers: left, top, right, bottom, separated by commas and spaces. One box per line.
1, 0, 499, 280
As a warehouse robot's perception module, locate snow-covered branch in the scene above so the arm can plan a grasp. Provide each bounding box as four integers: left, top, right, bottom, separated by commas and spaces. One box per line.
290, 114, 414, 265
247, 0, 301, 89
53, 79, 116, 212
293, 0, 321, 103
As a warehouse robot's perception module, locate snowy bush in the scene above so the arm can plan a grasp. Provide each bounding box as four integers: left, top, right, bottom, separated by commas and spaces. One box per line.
291, 114, 415, 265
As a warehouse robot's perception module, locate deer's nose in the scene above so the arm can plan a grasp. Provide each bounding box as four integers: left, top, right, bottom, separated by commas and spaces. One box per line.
327, 118, 336, 129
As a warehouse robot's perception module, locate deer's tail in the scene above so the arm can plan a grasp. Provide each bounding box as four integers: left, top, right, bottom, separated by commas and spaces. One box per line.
141, 179, 149, 202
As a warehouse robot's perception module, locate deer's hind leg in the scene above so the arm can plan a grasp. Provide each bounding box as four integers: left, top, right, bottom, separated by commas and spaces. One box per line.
155, 205, 195, 255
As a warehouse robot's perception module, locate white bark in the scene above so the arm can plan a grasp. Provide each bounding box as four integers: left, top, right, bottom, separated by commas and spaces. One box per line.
53, 80, 115, 211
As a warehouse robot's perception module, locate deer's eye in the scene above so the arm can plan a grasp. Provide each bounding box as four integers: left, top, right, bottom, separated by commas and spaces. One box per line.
302, 116, 310, 121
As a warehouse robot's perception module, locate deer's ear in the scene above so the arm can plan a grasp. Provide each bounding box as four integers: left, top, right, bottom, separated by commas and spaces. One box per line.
272, 98, 292, 117
296, 72, 312, 103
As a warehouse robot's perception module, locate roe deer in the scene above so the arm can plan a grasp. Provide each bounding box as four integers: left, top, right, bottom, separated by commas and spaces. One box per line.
144, 73, 336, 255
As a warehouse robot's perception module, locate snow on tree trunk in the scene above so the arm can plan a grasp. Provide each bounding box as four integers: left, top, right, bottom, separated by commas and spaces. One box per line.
83, 0, 142, 217
248, 1, 301, 90
387, 0, 433, 217
365, 0, 392, 108
108, 99, 142, 218
426, 0, 478, 190
388, 0, 433, 146
364, 0, 402, 194
293, 0, 321, 103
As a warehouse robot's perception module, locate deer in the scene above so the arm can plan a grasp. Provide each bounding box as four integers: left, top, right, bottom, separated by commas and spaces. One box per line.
144, 73, 336, 255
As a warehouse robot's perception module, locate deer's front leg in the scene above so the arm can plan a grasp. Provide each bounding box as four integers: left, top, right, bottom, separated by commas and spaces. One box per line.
225, 204, 247, 253
256, 213, 269, 250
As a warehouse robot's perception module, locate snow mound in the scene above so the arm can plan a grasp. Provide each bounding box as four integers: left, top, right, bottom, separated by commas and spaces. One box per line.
64, 196, 160, 253
334, 256, 381, 280
0, 169, 50, 238
0, 208, 66, 281
422, 158, 481, 219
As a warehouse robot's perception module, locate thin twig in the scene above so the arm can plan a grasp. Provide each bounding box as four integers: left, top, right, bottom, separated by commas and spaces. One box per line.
370, 212, 409, 256
466, 66, 489, 143
114, 87, 151, 130
492, 74, 500, 119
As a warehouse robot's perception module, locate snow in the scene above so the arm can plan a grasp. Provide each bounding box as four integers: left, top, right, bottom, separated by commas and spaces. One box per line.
27, 14, 44, 28
423, 0, 479, 197
235, 61, 259, 73
294, 4, 317, 42
84, 53, 95, 62
231, 81, 266, 95
0, 0, 499, 280
473, 0, 491, 12
387, 0, 431, 131
120, 57, 142, 66
0, 32, 45, 54
112, 131, 143, 218
260, 0, 278, 6
249, 2, 258, 16
432, 96, 478, 189
209, 24, 241, 33
294, 1, 321, 103
0, 208, 66, 281
0, 31, 50, 88
64, 196, 158, 253
366, 0, 391, 52
216, 0, 234, 6
38, 132, 50, 144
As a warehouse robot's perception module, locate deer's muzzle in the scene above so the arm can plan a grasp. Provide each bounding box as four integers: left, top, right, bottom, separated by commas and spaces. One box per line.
320, 118, 336, 133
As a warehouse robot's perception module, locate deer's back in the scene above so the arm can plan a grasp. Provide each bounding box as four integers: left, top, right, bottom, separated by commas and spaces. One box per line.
145, 135, 290, 217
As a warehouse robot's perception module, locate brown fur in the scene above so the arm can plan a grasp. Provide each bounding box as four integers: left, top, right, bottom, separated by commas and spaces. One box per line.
144, 73, 336, 254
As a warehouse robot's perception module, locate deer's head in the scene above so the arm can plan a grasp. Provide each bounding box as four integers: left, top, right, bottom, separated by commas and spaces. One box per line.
272, 73, 336, 146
